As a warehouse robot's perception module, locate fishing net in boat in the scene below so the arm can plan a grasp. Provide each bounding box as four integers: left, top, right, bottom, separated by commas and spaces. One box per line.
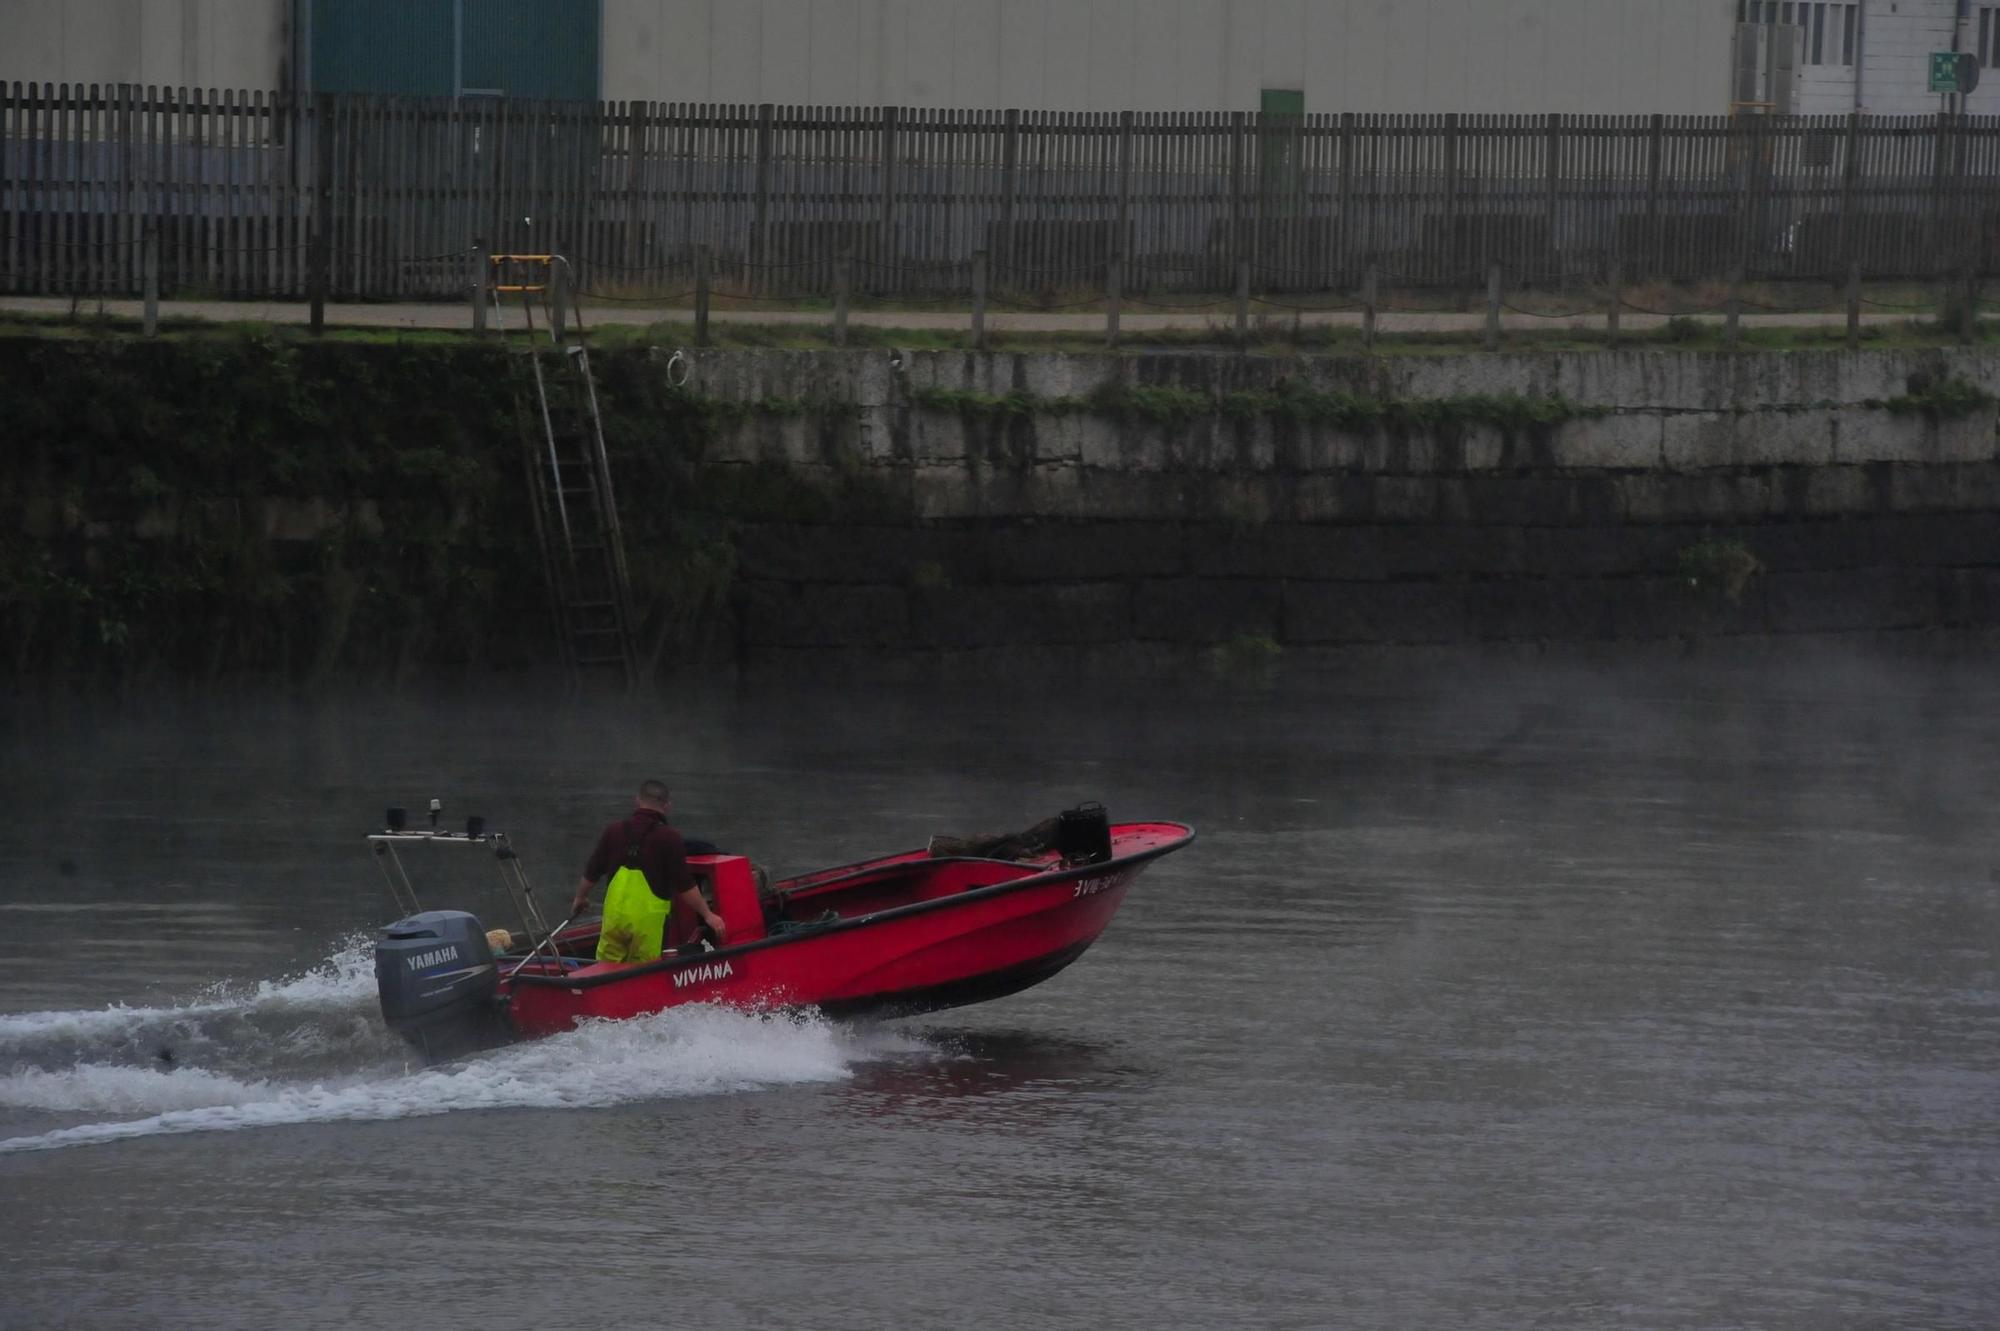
925, 803, 1111, 864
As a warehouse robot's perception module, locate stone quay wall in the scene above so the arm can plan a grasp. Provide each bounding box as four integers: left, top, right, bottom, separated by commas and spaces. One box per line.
678, 346, 2000, 662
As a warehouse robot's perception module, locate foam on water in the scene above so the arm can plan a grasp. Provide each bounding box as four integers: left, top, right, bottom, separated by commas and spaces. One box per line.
0, 933, 379, 1058
0, 1005, 924, 1155
0, 936, 934, 1156
0, 1062, 274, 1114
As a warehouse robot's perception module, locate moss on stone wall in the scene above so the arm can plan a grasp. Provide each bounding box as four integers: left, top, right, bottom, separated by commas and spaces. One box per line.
1875, 372, 1995, 419
0, 333, 537, 680
910, 379, 1603, 431
0, 333, 916, 681
12, 333, 1995, 681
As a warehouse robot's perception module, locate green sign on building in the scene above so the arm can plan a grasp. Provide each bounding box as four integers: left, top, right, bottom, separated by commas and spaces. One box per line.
1930, 50, 1978, 94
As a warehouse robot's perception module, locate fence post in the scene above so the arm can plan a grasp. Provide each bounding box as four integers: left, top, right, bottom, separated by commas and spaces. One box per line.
1606, 259, 1620, 346
752, 102, 774, 296
117, 85, 136, 298
1929, 110, 1951, 283
1115, 110, 1134, 278
1839, 111, 1862, 277
551, 259, 569, 341
997, 109, 1019, 276
1484, 264, 1501, 351
834, 246, 850, 346
1107, 253, 1122, 347
310, 92, 333, 337
1228, 111, 1247, 284
694, 244, 711, 347
143, 222, 159, 336
972, 248, 988, 351
1846, 261, 1861, 349
1234, 257, 1250, 347
1363, 263, 1379, 348
879, 106, 900, 297
1644, 113, 1664, 280
309, 229, 328, 336
470, 239, 488, 333
1443, 112, 1460, 272
1544, 113, 1562, 280
1726, 267, 1742, 350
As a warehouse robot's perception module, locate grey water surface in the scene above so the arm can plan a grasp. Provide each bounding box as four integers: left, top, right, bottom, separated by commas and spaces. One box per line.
1, 650, 1996, 1331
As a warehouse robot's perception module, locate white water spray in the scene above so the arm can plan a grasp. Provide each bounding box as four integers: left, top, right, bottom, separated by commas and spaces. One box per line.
0, 938, 931, 1156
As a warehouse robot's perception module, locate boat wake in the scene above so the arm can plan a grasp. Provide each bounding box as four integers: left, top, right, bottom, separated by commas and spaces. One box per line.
0, 933, 392, 1078
0, 938, 928, 1156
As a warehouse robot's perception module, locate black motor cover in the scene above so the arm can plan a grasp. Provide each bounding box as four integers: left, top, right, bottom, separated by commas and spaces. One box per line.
1056, 802, 1112, 865
374, 910, 500, 1052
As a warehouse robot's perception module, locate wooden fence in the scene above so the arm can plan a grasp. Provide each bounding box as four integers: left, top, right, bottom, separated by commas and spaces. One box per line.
7, 83, 2000, 303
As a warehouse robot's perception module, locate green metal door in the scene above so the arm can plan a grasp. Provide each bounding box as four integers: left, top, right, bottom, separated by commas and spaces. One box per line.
461, 0, 601, 99
312, 0, 456, 95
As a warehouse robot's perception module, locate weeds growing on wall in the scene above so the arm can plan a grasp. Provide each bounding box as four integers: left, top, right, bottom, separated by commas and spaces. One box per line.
0, 333, 804, 682
1675, 536, 1764, 603
909, 386, 1046, 417
1876, 372, 1995, 420
911, 377, 1605, 432
0, 332, 541, 681
1204, 632, 1284, 679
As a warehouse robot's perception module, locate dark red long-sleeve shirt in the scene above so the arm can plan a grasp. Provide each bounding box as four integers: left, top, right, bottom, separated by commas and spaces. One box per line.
581, 808, 693, 903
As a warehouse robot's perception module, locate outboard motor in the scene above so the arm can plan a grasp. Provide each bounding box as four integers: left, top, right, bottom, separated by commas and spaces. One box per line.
1056, 801, 1113, 865
374, 910, 507, 1061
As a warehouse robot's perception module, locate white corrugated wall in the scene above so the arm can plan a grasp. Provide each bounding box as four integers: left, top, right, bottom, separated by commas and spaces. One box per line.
601, 0, 1739, 113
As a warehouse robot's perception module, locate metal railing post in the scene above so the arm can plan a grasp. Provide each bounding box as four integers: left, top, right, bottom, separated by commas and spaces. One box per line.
1484, 264, 1501, 351
1846, 261, 1861, 349
694, 244, 711, 347
834, 247, 851, 346
1362, 263, 1378, 348
1606, 259, 1621, 347
310, 92, 332, 338
972, 248, 988, 351
1107, 253, 1122, 347
1234, 257, 1249, 347
1726, 267, 1742, 350
470, 239, 489, 333
142, 222, 159, 336
551, 258, 569, 341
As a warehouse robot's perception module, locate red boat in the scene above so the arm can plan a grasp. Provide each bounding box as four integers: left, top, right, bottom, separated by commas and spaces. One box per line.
370, 805, 1195, 1059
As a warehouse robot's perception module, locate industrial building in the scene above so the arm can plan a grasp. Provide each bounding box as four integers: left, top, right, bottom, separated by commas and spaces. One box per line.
2, 0, 1997, 115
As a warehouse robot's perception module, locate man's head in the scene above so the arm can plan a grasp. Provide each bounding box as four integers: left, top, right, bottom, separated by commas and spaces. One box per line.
636, 779, 671, 813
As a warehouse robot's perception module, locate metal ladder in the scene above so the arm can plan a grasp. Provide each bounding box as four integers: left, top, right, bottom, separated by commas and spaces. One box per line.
490, 255, 639, 690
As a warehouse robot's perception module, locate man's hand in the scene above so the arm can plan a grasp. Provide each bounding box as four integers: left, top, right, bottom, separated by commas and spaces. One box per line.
703, 912, 729, 946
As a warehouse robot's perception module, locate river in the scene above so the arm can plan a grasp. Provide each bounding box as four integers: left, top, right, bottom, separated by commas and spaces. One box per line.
2, 648, 1996, 1330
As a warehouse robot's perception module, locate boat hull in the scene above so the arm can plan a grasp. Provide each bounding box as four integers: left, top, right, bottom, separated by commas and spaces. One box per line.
505, 857, 1148, 1038
373, 820, 1193, 1055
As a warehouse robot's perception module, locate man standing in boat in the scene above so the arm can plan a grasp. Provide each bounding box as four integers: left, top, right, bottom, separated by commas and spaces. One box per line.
571, 780, 728, 963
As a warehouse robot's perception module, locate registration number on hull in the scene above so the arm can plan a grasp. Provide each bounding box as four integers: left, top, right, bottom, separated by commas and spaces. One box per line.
1073, 870, 1129, 899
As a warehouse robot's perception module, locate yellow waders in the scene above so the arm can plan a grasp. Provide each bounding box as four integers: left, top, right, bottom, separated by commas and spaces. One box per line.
596, 864, 671, 964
